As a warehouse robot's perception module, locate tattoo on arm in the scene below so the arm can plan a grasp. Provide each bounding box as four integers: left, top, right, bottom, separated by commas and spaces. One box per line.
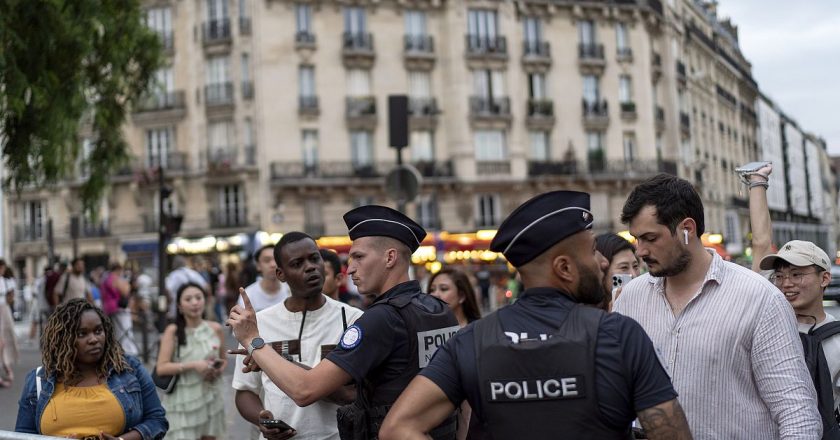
638, 399, 693, 440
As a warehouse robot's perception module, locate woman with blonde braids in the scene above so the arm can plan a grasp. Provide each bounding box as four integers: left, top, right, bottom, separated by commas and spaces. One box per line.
15, 298, 168, 439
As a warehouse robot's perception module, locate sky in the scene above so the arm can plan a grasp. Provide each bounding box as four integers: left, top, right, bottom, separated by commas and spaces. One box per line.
715, 1, 840, 154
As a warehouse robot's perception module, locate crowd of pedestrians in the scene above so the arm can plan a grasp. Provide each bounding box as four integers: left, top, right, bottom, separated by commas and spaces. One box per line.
4, 163, 840, 439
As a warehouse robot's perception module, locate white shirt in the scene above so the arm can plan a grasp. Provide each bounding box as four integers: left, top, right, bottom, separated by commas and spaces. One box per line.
232, 295, 364, 440
614, 250, 821, 439
164, 267, 207, 318
238, 280, 290, 312
799, 314, 840, 413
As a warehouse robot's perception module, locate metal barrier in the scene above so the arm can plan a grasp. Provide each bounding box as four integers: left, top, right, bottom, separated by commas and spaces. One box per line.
0, 431, 66, 439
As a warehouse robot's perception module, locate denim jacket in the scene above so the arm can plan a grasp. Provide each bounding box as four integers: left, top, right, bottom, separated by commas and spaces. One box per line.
15, 355, 168, 439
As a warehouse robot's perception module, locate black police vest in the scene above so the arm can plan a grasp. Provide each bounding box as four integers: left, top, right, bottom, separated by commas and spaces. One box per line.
474, 304, 632, 440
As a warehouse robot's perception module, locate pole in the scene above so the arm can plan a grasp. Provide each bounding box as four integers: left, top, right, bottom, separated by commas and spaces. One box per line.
157, 167, 168, 333
396, 147, 406, 214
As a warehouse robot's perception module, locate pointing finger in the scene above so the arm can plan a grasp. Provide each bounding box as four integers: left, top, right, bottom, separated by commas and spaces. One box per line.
239, 287, 254, 311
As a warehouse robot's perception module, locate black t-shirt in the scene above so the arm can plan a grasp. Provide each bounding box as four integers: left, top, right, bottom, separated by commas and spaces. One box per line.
327, 280, 450, 389
420, 288, 678, 430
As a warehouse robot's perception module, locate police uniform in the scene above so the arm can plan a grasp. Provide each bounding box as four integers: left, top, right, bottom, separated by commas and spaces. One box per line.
327, 205, 459, 440
419, 191, 678, 440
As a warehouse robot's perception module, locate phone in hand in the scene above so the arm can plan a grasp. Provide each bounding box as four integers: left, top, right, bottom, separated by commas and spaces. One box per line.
612, 274, 634, 301
734, 161, 771, 174
211, 359, 224, 369
260, 419, 294, 431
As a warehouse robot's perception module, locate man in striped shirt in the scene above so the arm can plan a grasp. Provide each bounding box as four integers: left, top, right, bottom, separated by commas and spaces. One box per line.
614, 174, 821, 439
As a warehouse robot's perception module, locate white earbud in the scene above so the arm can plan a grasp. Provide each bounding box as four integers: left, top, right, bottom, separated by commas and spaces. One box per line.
684, 229, 689, 245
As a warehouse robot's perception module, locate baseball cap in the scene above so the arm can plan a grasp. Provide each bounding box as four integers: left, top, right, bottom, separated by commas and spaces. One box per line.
759, 240, 831, 272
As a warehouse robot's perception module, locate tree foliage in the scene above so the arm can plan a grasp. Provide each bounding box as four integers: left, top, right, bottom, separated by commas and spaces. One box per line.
0, 0, 163, 216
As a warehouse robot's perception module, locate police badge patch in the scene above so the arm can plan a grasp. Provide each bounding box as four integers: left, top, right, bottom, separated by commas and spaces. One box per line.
339, 325, 363, 349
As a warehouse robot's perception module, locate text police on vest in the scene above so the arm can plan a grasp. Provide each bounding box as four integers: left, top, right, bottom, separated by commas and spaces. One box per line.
417, 326, 460, 368
489, 376, 585, 402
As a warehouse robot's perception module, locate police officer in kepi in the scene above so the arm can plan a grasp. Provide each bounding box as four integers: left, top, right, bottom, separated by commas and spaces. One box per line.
379, 191, 694, 440
228, 205, 459, 440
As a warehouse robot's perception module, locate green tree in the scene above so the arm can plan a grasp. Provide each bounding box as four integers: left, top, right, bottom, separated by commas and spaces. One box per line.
0, 0, 163, 216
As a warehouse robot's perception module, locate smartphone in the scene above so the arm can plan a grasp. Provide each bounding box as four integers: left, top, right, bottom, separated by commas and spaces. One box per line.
612, 274, 634, 301
734, 161, 771, 174
260, 419, 294, 431
211, 359, 224, 369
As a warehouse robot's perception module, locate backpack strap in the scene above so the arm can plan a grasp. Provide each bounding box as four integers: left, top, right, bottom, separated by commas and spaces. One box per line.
35, 366, 43, 399
811, 321, 840, 342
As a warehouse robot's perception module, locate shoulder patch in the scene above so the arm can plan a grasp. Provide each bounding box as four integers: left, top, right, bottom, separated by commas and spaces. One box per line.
340, 324, 363, 349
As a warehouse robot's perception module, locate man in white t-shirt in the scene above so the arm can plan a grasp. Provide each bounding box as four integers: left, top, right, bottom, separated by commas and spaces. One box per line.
233, 232, 363, 439
165, 256, 209, 319
239, 244, 291, 313
760, 241, 840, 416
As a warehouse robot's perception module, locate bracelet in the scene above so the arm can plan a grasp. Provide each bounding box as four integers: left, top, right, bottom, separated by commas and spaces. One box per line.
748, 181, 769, 190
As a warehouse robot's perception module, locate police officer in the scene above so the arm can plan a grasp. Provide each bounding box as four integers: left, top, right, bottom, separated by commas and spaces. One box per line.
228, 205, 459, 440
379, 191, 693, 440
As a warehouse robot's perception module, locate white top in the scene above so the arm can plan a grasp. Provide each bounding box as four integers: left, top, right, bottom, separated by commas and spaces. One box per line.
164, 267, 207, 318
614, 250, 821, 439
232, 295, 363, 440
238, 280, 290, 312
799, 313, 840, 414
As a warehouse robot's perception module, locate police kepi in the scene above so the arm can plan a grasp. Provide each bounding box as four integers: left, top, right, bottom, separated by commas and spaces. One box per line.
379, 192, 690, 440
332, 205, 459, 440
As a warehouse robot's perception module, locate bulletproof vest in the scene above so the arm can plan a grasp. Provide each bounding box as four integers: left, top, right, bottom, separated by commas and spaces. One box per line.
337, 291, 458, 440
474, 304, 632, 440
799, 321, 840, 440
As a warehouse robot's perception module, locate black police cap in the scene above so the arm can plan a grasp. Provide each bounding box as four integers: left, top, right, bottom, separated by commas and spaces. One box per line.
343, 205, 427, 253
490, 191, 593, 267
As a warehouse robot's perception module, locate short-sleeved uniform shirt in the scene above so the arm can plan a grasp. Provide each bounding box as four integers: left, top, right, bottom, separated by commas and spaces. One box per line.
420, 288, 678, 430
327, 280, 449, 405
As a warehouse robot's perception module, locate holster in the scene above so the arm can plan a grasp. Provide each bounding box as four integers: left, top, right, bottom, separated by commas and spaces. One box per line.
336, 401, 388, 440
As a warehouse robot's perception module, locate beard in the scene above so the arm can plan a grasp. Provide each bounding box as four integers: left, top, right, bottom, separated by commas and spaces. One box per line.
648, 247, 692, 277
576, 265, 609, 305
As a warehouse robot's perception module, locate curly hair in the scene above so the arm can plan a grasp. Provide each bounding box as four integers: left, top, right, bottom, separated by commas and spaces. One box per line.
41, 299, 128, 384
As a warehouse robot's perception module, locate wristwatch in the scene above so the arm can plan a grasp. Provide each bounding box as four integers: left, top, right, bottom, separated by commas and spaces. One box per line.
247, 337, 265, 356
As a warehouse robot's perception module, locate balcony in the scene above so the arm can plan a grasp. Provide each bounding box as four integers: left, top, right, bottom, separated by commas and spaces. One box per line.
617, 47, 633, 62
240, 16, 252, 36
620, 101, 637, 120
408, 97, 440, 129
146, 151, 188, 173
205, 82, 234, 108
242, 81, 254, 100
159, 31, 174, 54
270, 161, 454, 184
680, 111, 691, 136
528, 159, 678, 179
404, 35, 435, 70
476, 161, 511, 176
522, 41, 551, 70
676, 61, 687, 88
342, 32, 375, 69
528, 160, 577, 176
465, 35, 508, 65
295, 31, 316, 50
299, 95, 319, 116
578, 43, 606, 74
655, 106, 665, 132
652, 52, 662, 81
202, 19, 232, 48
582, 99, 609, 129
345, 96, 377, 130
133, 91, 187, 123
209, 208, 248, 229
206, 148, 239, 173
81, 222, 110, 238
411, 160, 454, 178
526, 99, 555, 129
13, 225, 45, 242
469, 96, 511, 125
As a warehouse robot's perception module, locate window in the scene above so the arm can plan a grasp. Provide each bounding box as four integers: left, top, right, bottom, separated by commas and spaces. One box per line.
475, 194, 500, 228
146, 126, 175, 168
578, 20, 595, 45
207, 120, 233, 154
586, 131, 603, 152
354, 196, 375, 208
78, 138, 94, 178
22, 201, 45, 240
474, 130, 506, 161
243, 118, 254, 161
302, 130, 318, 170
473, 70, 505, 98
582, 75, 599, 103
206, 56, 230, 85
206, 0, 228, 21
619, 75, 632, 103
408, 71, 431, 98
411, 131, 434, 162
146, 7, 172, 37
218, 184, 244, 226
239, 0, 250, 19
405, 10, 427, 37
295, 4, 312, 34
467, 9, 499, 39
523, 17, 542, 44
616, 23, 629, 51
347, 69, 371, 96
343, 6, 366, 34
528, 73, 547, 100
299, 66, 315, 97
623, 132, 636, 161
152, 67, 174, 97
350, 131, 373, 167
415, 195, 439, 230
241, 53, 251, 84
529, 131, 550, 161
304, 199, 324, 233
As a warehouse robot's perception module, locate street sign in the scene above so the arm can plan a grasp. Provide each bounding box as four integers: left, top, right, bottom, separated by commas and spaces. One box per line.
385, 164, 422, 203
